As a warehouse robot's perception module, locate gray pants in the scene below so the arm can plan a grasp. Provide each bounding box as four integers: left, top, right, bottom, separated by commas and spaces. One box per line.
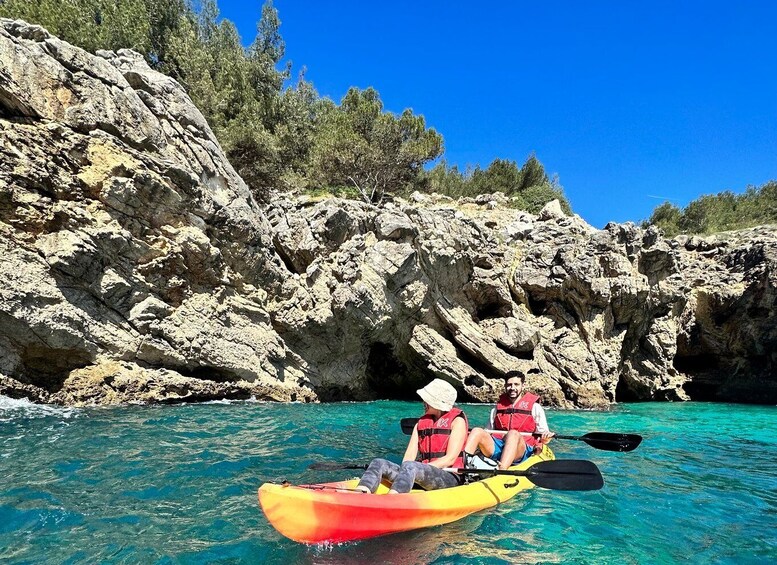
357, 458, 460, 493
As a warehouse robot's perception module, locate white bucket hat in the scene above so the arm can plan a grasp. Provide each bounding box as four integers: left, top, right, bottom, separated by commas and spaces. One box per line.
417, 378, 457, 412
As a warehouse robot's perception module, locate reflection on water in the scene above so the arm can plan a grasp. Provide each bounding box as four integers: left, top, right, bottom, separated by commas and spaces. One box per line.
285, 502, 565, 565
298, 513, 484, 565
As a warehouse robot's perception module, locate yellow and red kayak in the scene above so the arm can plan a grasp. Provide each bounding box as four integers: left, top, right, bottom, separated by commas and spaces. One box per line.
258, 447, 554, 544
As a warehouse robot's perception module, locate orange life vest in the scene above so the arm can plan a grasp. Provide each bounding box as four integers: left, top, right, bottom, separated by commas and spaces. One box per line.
417, 407, 468, 467
494, 392, 540, 448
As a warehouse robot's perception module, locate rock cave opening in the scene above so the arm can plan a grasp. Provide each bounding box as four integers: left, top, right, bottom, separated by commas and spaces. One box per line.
475, 301, 504, 321
680, 380, 721, 401
312, 384, 354, 402
365, 341, 417, 401
454, 346, 503, 383
492, 341, 534, 360
177, 365, 242, 383
614, 375, 646, 402
673, 353, 719, 374
463, 374, 485, 388
673, 353, 723, 401
526, 295, 548, 317
19, 344, 92, 393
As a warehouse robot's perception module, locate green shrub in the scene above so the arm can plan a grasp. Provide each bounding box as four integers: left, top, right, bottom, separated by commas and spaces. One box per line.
645, 181, 777, 235
307, 87, 443, 203
419, 154, 571, 214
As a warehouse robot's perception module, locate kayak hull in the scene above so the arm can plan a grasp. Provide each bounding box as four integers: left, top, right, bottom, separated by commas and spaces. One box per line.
258, 447, 554, 544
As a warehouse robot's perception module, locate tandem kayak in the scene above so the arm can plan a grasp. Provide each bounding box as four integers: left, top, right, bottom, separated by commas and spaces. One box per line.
258, 446, 555, 544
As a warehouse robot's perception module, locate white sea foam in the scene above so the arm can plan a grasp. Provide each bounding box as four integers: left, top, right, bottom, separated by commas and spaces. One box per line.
202, 398, 243, 405
203, 397, 271, 405
0, 395, 79, 422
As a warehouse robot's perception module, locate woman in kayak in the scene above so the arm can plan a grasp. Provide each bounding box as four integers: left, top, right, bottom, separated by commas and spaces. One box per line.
356, 378, 468, 494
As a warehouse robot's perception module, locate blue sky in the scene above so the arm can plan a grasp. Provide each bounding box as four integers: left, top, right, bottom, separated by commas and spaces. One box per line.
216, 1, 777, 228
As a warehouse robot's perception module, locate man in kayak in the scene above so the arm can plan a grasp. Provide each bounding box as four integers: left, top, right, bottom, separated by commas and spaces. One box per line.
464, 371, 554, 470
356, 378, 468, 493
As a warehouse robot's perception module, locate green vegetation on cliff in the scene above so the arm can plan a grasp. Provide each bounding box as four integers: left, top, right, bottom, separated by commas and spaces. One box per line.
0, 0, 569, 210
308, 87, 443, 203
645, 181, 777, 236
423, 155, 571, 214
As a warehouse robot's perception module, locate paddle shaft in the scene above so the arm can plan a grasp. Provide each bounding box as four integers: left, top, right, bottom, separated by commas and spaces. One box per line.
308, 459, 604, 491
308, 462, 368, 471
399, 418, 641, 452
485, 429, 546, 438
492, 430, 629, 444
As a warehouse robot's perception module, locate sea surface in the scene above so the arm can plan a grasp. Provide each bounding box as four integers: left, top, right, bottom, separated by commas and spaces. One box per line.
0, 397, 775, 564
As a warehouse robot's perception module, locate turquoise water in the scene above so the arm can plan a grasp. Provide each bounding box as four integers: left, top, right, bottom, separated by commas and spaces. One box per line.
0, 397, 775, 564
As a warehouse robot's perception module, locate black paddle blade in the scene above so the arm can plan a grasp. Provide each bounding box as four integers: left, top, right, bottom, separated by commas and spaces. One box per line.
578, 432, 642, 452
524, 459, 604, 491
451, 459, 603, 491
400, 417, 417, 435
308, 462, 368, 471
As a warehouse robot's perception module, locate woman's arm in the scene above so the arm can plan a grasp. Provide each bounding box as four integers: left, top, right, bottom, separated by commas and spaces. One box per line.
402, 426, 419, 462
428, 417, 468, 468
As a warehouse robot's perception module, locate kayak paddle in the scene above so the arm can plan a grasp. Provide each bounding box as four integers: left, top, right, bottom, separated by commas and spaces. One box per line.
308, 462, 369, 471
308, 459, 603, 491
400, 417, 642, 452
448, 459, 604, 491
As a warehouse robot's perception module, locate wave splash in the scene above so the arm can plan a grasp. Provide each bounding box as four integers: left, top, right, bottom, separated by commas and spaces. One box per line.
0, 395, 79, 422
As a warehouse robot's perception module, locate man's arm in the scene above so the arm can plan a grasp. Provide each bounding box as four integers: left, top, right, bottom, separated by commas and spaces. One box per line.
533, 403, 549, 433
532, 403, 554, 444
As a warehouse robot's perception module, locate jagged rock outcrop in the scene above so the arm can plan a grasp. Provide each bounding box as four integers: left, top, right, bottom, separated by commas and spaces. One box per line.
0, 19, 314, 404
267, 196, 777, 406
1, 20, 775, 407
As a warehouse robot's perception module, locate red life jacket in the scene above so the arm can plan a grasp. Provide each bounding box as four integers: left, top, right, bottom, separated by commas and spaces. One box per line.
494, 392, 540, 448
417, 407, 468, 467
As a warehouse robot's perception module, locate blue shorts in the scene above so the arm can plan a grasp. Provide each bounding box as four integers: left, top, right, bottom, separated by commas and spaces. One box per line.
491, 436, 534, 464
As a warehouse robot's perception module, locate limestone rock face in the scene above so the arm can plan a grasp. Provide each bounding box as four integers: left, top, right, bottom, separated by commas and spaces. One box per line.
0, 19, 313, 403
49, 361, 305, 406
1, 20, 775, 406
265, 195, 777, 406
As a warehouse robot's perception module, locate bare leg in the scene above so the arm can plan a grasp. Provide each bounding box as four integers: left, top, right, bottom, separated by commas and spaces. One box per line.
498, 430, 527, 470
464, 427, 497, 458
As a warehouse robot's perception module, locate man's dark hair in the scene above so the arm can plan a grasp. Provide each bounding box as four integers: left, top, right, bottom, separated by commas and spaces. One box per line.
504, 370, 525, 383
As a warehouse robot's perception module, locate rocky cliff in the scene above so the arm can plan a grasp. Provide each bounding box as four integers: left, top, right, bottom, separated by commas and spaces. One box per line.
1, 20, 775, 407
